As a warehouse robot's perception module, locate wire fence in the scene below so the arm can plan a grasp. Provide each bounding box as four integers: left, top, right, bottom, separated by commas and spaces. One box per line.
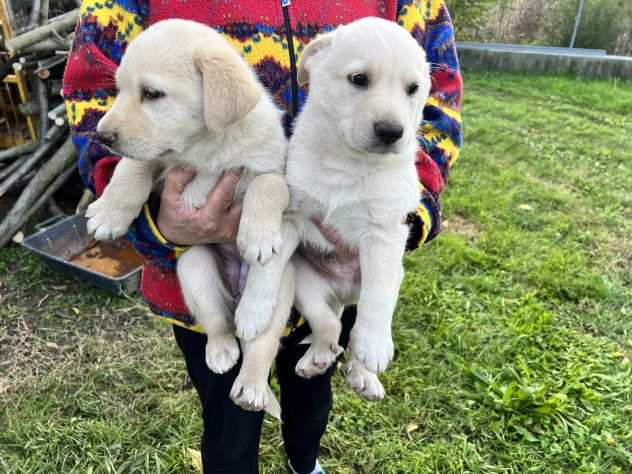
447, 0, 632, 56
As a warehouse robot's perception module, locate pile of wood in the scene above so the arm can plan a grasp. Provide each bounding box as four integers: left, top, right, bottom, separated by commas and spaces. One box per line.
0, 2, 81, 248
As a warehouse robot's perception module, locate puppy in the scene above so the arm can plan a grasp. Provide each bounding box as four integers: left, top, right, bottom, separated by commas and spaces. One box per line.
238, 17, 431, 400
86, 19, 291, 413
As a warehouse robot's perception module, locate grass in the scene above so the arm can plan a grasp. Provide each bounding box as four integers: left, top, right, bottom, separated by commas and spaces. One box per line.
1, 71, 631, 473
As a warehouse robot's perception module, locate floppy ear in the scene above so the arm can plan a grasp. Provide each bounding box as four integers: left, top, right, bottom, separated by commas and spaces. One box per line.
194, 47, 262, 133
297, 32, 335, 86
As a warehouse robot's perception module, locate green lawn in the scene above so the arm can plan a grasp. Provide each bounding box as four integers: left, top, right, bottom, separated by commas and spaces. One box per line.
1, 72, 631, 473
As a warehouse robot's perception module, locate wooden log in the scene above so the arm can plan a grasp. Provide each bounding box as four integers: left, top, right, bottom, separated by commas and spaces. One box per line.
0, 157, 28, 182
75, 188, 94, 214
29, 0, 43, 27
12, 61, 37, 72
34, 56, 66, 79
22, 38, 69, 55
48, 102, 67, 120
0, 138, 76, 249
5, 10, 79, 54
0, 143, 38, 162
44, 124, 66, 142
40, 0, 50, 25
0, 126, 66, 197
36, 68, 51, 79
36, 77, 50, 144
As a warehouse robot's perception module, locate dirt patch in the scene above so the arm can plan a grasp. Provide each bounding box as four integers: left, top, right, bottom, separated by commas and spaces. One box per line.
443, 215, 482, 240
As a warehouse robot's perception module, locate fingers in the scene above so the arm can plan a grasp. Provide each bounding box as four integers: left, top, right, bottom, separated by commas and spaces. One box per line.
224, 202, 243, 240
163, 166, 196, 197
208, 168, 243, 211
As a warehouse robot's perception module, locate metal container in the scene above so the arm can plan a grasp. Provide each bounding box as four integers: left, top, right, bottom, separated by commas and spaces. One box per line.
21, 213, 142, 295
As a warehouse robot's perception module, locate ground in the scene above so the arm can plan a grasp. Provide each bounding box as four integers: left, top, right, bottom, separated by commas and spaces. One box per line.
1, 72, 631, 473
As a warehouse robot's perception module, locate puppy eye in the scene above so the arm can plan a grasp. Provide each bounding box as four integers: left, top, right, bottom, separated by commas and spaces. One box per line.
406, 83, 419, 96
141, 87, 165, 102
348, 73, 369, 88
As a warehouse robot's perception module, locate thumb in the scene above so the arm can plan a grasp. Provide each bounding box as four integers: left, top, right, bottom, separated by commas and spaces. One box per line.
163, 166, 196, 197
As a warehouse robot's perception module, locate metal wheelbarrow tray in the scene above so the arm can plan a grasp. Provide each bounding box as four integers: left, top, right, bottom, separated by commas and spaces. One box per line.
20, 213, 142, 295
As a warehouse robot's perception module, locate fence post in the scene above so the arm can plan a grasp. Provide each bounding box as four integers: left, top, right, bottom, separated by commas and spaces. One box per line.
569, 0, 585, 48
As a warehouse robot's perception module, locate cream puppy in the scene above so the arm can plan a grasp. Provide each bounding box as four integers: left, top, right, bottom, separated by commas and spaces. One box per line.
237, 17, 431, 400
85, 19, 291, 413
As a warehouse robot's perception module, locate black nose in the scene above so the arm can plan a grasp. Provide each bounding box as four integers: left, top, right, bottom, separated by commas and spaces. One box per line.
96, 131, 117, 147
374, 121, 403, 145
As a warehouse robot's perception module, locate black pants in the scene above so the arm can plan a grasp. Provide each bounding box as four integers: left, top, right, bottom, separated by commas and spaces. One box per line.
173, 308, 356, 474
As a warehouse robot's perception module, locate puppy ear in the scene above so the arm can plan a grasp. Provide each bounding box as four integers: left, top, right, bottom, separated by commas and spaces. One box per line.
194, 47, 262, 133
297, 32, 334, 86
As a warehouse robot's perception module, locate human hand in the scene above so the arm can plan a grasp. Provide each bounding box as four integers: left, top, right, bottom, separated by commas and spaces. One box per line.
157, 166, 242, 246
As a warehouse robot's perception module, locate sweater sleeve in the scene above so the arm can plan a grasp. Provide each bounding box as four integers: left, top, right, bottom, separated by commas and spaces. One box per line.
62, 0, 183, 269
396, 0, 463, 250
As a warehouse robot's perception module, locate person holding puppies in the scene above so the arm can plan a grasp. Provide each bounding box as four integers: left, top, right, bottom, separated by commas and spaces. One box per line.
63, 1, 463, 473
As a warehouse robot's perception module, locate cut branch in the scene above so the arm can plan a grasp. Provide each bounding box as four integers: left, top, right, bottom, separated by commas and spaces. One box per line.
0, 138, 76, 249
5, 10, 79, 54
0, 166, 75, 248
36, 77, 50, 144
0, 126, 66, 197
0, 157, 28, 182
0, 144, 38, 162
48, 102, 67, 120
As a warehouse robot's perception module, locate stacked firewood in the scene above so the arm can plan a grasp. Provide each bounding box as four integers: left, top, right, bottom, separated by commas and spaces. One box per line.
0, 4, 81, 248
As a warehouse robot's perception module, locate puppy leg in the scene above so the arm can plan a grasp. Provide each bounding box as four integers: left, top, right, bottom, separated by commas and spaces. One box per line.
235, 219, 300, 341
341, 358, 385, 401
86, 158, 158, 240
177, 245, 240, 374
293, 254, 344, 379
237, 173, 289, 266
180, 172, 220, 211
350, 226, 408, 373
231, 262, 295, 412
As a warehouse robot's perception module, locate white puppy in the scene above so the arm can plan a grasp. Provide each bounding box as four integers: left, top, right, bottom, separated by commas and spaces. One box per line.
238, 17, 431, 400
85, 19, 291, 413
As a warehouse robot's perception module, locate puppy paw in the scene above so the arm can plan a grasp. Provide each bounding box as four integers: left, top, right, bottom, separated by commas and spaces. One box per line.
234, 292, 275, 341
205, 334, 240, 374
342, 359, 385, 401
180, 186, 207, 211
349, 326, 394, 374
295, 341, 343, 379
237, 221, 283, 266
230, 376, 268, 412
85, 198, 136, 240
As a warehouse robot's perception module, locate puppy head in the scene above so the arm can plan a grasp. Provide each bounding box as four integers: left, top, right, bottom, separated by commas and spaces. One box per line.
298, 17, 431, 156
96, 19, 261, 161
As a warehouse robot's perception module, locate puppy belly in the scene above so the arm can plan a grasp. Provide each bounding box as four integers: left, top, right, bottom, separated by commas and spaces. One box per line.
298, 243, 361, 304
212, 243, 249, 302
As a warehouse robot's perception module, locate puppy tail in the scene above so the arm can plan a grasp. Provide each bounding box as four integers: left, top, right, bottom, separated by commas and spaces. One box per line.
265, 385, 282, 421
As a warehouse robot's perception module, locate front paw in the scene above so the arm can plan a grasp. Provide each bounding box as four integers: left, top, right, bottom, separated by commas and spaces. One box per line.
237, 220, 283, 266
234, 290, 275, 341
342, 359, 385, 401
205, 334, 240, 374
349, 325, 394, 373
295, 341, 343, 379
85, 198, 136, 240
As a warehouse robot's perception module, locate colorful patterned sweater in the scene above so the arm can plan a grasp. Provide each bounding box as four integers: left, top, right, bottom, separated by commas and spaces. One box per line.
62, 0, 463, 330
